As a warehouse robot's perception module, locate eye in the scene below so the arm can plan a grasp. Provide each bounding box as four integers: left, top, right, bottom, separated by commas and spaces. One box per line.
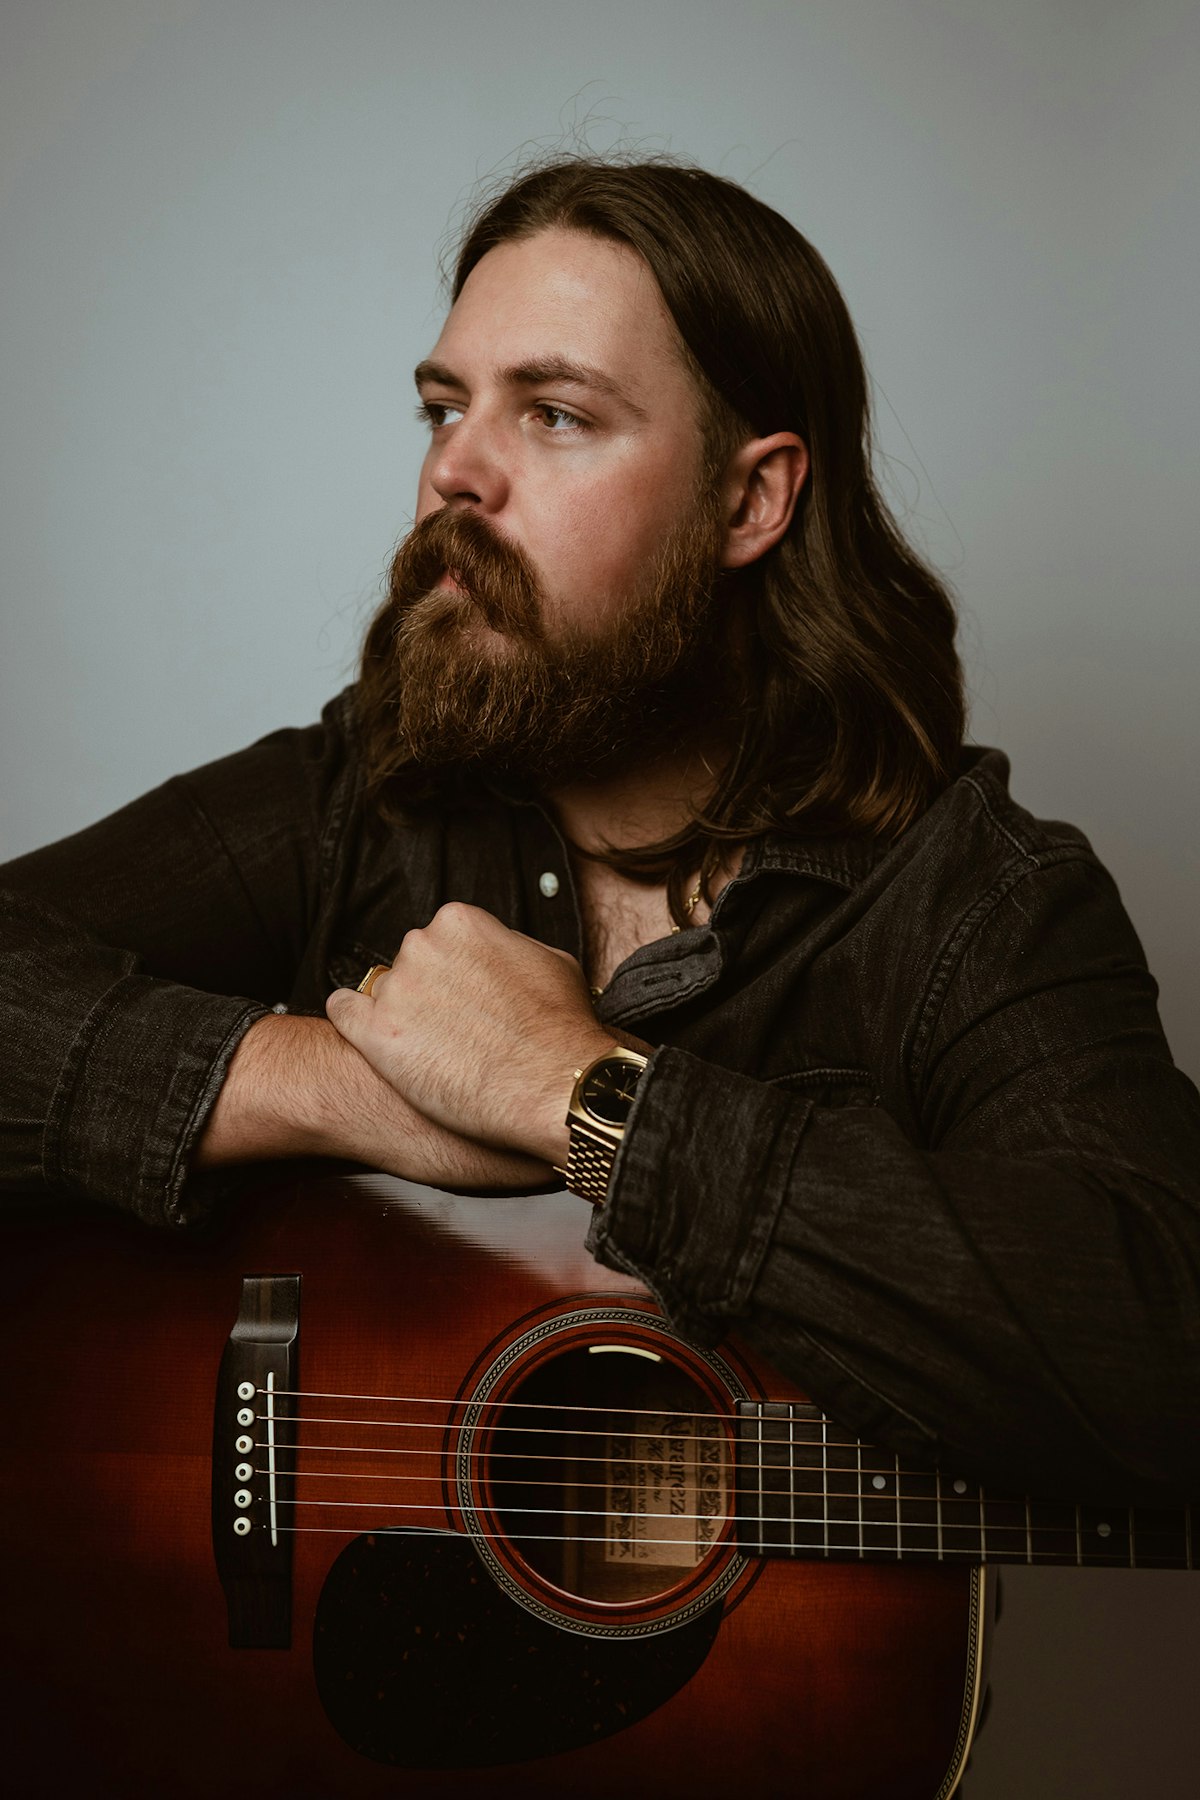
416, 400, 464, 430
533, 403, 588, 433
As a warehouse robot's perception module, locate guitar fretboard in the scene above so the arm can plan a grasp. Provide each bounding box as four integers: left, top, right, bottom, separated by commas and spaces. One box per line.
735, 1402, 1195, 1569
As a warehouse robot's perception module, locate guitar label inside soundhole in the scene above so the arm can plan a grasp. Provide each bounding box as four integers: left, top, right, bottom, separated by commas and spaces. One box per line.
606, 1415, 726, 1568
488, 1341, 733, 1607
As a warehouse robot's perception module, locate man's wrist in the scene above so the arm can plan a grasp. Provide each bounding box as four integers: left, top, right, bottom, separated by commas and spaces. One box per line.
528, 1027, 618, 1167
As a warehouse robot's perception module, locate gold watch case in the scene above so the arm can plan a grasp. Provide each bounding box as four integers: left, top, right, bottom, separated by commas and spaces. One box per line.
563, 1048, 651, 1202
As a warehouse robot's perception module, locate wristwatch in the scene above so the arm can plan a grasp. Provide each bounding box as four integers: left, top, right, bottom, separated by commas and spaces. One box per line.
564, 1047, 651, 1203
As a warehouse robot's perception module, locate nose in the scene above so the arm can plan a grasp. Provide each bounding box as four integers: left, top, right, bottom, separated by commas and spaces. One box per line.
427, 408, 509, 516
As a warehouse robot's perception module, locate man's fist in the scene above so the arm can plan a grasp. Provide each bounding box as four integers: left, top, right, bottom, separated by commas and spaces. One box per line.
326, 903, 617, 1165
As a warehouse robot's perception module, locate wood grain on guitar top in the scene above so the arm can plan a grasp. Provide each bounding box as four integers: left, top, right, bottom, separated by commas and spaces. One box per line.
0, 1173, 983, 1799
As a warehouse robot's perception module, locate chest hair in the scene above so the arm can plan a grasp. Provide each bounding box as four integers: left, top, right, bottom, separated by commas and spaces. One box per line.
573, 859, 691, 993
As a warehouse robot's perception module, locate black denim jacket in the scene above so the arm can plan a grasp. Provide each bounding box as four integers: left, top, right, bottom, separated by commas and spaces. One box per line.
3, 689, 1198, 1498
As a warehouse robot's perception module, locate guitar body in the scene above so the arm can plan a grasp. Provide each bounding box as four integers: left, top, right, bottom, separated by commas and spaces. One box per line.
0, 1173, 985, 1799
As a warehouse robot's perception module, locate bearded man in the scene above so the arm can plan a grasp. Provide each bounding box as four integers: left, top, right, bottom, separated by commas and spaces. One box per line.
2, 159, 1197, 1504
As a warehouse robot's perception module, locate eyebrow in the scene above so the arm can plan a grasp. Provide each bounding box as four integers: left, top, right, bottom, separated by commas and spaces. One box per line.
413, 355, 646, 418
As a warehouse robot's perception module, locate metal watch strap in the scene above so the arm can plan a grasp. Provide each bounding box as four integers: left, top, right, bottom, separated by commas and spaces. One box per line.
565, 1120, 620, 1203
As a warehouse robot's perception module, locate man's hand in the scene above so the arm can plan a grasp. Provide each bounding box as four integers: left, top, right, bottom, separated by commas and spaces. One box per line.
325, 903, 621, 1166
194, 1011, 553, 1190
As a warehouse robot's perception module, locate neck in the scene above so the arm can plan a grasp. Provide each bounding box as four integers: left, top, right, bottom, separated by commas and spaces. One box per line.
546, 739, 742, 992
547, 736, 728, 860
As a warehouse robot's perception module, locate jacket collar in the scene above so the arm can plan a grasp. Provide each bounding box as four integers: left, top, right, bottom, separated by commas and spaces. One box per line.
743, 746, 1007, 892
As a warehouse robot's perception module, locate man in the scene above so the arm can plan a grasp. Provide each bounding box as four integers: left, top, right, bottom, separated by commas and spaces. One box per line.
2, 158, 1198, 1504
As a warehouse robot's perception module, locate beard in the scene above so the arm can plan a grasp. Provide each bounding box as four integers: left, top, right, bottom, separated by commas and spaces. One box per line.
360, 490, 736, 795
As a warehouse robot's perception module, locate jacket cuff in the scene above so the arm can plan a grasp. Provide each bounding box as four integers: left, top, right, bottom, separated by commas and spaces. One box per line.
44, 973, 268, 1227
586, 1044, 813, 1345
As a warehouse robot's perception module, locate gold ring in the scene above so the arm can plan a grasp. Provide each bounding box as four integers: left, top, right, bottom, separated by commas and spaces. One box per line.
356, 963, 392, 996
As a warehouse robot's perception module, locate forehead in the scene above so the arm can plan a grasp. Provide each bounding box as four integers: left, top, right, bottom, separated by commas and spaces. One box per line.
428, 227, 699, 415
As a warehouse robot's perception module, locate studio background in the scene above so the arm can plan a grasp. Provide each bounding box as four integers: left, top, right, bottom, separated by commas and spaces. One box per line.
2, 2, 1197, 1794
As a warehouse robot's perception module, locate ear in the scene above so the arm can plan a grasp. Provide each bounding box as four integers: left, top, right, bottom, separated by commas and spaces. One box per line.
718, 432, 809, 570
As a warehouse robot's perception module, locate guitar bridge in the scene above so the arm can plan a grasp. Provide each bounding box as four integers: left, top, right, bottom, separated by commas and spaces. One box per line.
210, 1274, 300, 1647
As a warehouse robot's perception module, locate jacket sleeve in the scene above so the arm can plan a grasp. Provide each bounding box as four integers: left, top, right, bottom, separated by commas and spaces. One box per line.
587, 851, 1200, 1499
0, 700, 351, 1226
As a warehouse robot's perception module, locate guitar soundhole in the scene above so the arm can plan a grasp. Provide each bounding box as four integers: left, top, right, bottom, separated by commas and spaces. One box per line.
485, 1343, 730, 1608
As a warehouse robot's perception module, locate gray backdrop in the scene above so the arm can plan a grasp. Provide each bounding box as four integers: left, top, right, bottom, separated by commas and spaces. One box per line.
2, 1, 1197, 1793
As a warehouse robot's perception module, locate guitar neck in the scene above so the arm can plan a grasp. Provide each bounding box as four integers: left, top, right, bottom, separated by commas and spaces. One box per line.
737, 1402, 1196, 1570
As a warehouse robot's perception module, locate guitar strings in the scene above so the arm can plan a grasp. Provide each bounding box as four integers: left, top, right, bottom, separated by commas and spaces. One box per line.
255, 1392, 1195, 1517
270, 1418, 971, 1484
280, 1433, 982, 1488
272, 1385, 781, 1423
271, 1468, 1108, 1526
272, 1385, 837, 1431
251, 1518, 1160, 1563
255, 1480, 1072, 1540
241, 1394, 1191, 1539
256, 1458, 927, 1497
243, 1457, 1179, 1548
240, 1500, 1176, 1565
262, 1401, 926, 1460
272, 1413, 880, 1461
256, 1409, 1194, 1513
261, 1469, 1144, 1532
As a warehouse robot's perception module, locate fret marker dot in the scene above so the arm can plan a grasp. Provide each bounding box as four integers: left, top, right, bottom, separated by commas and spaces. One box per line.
1097, 1521, 1112, 1538
872, 1475, 887, 1490
953, 1479, 968, 1495
538, 871, 560, 898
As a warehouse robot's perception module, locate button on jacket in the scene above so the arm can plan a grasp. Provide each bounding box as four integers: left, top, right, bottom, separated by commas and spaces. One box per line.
2, 689, 1198, 1498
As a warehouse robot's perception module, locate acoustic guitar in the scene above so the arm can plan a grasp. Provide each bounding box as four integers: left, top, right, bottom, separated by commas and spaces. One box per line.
1, 1171, 1193, 1798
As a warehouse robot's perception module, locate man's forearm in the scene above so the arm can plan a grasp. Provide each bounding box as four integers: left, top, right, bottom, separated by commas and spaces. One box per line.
193, 1012, 380, 1166
194, 1011, 552, 1189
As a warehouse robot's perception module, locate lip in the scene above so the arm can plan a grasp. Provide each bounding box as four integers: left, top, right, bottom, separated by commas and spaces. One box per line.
436, 568, 465, 595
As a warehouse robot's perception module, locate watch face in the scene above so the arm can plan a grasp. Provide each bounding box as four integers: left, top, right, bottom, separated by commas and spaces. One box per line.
579, 1056, 645, 1126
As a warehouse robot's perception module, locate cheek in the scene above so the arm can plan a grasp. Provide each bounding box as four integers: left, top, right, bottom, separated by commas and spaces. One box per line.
555, 476, 685, 590
544, 506, 640, 607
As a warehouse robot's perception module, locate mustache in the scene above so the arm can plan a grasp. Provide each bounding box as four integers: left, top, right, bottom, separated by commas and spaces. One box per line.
387, 509, 543, 638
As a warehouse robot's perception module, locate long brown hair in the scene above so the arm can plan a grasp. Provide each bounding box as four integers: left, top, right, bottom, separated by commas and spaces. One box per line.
359, 157, 964, 913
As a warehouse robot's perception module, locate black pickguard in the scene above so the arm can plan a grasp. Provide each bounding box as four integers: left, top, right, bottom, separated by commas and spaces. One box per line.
313, 1531, 722, 1768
